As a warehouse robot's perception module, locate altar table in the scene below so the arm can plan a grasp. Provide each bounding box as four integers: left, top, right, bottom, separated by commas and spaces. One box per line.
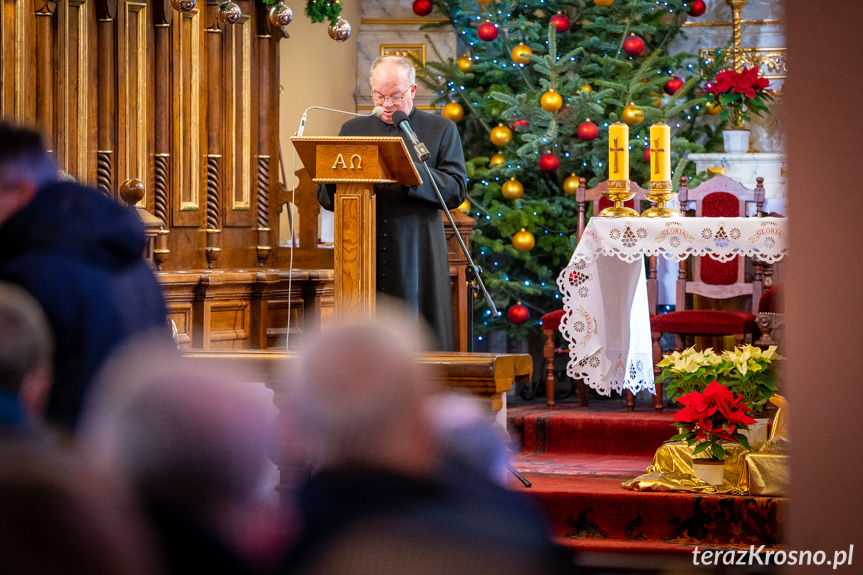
556, 217, 788, 396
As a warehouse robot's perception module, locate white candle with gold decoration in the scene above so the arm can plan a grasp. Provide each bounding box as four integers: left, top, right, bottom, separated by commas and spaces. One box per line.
649, 123, 671, 181
608, 122, 629, 181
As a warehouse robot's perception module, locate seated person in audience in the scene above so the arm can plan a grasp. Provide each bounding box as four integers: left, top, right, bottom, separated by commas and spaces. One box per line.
78, 337, 293, 575
279, 305, 572, 575
0, 438, 162, 575
0, 281, 54, 428
0, 122, 168, 432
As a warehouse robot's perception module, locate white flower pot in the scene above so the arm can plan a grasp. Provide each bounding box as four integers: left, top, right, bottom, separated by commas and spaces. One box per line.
741, 418, 770, 448
723, 129, 750, 154
692, 460, 725, 486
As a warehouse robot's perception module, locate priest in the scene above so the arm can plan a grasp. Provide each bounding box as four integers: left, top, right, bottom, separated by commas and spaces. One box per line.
317, 55, 467, 351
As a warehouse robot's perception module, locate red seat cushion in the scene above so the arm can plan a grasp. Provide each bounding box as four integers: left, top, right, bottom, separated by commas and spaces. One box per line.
541, 308, 566, 331
758, 285, 784, 313
650, 310, 757, 336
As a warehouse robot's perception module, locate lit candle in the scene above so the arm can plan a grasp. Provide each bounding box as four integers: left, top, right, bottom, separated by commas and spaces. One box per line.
608, 122, 629, 181
649, 123, 671, 181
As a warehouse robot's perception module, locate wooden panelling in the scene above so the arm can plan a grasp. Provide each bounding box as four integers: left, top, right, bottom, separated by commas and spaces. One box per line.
117, 1, 148, 203
172, 7, 203, 227
225, 13, 253, 227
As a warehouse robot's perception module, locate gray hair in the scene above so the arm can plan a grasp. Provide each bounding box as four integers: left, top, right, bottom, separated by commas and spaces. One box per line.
0, 282, 53, 395
369, 56, 416, 88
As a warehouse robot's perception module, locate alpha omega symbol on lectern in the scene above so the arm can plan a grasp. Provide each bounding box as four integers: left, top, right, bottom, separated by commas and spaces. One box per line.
331, 154, 363, 170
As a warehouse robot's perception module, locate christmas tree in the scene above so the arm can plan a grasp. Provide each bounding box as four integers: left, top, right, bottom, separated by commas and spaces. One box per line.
417, 0, 724, 345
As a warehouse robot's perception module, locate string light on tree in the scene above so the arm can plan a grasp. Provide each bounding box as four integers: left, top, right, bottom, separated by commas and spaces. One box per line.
623, 34, 645, 56
478, 21, 498, 42
550, 11, 570, 33
501, 177, 524, 200
511, 43, 533, 65
490, 123, 512, 146
412, 0, 433, 16
512, 228, 535, 251
507, 302, 530, 325
442, 101, 464, 122
577, 119, 599, 141
541, 90, 563, 112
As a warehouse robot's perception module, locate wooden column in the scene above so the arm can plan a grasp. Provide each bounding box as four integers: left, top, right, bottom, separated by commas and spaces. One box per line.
334, 182, 376, 321
35, 4, 54, 151
152, 8, 171, 269
255, 30, 272, 267
205, 21, 222, 268
97, 4, 114, 196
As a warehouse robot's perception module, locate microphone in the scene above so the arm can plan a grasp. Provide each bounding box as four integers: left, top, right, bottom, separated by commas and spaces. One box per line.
296, 106, 385, 137
391, 110, 431, 163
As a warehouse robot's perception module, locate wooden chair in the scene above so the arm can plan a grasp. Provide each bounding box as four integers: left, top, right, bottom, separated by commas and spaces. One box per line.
541, 177, 649, 408
755, 284, 784, 351
650, 175, 766, 411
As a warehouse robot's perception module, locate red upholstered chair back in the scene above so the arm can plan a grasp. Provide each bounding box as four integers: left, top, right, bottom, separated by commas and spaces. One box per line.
677, 175, 766, 313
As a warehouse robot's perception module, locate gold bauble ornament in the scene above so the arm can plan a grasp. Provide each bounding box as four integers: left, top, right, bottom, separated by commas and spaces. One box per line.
593, 0, 615, 6
457, 54, 473, 73
563, 173, 580, 195
457, 199, 471, 213
580, 84, 593, 92
476, 0, 493, 3
705, 100, 722, 116
621, 103, 644, 125
490, 124, 512, 147
511, 43, 533, 65
489, 153, 506, 168
442, 101, 464, 122
513, 228, 535, 251
540, 90, 563, 112
501, 177, 524, 200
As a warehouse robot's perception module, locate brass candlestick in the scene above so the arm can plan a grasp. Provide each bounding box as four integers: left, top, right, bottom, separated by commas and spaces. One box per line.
598, 180, 639, 217
642, 180, 680, 218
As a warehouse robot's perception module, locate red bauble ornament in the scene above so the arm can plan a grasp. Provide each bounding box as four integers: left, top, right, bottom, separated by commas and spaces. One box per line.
622, 34, 645, 57
412, 0, 433, 16
478, 21, 498, 42
687, 0, 706, 17
550, 12, 570, 33
577, 119, 599, 141
664, 76, 684, 95
539, 151, 559, 172
507, 303, 530, 325
643, 147, 651, 162
511, 118, 530, 131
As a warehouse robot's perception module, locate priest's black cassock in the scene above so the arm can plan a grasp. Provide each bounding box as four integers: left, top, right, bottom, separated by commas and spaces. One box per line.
317, 108, 467, 351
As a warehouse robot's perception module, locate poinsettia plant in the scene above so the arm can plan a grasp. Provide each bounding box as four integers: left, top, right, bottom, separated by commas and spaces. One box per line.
706, 66, 774, 128
671, 380, 758, 461
658, 345, 783, 413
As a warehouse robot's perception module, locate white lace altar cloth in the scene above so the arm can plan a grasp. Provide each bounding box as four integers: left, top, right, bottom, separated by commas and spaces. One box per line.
556, 217, 788, 396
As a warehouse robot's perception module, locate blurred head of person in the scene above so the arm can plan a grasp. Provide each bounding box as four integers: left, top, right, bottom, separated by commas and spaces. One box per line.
0, 281, 54, 423
0, 123, 58, 228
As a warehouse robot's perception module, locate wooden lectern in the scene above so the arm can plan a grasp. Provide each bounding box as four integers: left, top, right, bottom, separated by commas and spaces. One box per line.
291, 136, 422, 321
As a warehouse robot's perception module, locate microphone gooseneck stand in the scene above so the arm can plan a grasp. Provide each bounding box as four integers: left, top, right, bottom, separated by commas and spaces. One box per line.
392, 112, 531, 489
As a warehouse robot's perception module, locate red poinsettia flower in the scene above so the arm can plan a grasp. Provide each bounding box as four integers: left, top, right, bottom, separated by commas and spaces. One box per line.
672, 380, 756, 459
704, 66, 774, 126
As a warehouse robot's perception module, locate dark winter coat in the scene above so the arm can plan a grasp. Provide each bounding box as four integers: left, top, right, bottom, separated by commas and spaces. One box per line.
318, 108, 467, 351
0, 181, 168, 430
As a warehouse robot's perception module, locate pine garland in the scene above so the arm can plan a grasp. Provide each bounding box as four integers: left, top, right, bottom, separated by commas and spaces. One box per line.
258, 0, 342, 26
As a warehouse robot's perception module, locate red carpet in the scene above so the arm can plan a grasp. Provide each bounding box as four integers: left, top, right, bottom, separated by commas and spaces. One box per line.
506, 403, 785, 557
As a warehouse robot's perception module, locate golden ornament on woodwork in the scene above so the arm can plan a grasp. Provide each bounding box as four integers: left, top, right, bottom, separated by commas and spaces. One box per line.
489, 153, 506, 168
541, 90, 563, 112
511, 43, 533, 65
563, 173, 580, 195
457, 54, 473, 73
593, 0, 615, 6
268, 3, 294, 27
704, 100, 722, 116
442, 101, 464, 122
513, 228, 535, 251
217, 1, 242, 24
490, 124, 513, 146
501, 177, 524, 200
170, 0, 196, 11
621, 103, 644, 125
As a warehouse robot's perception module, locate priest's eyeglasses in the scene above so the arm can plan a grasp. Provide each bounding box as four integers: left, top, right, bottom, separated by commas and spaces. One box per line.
371, 89, 409, 105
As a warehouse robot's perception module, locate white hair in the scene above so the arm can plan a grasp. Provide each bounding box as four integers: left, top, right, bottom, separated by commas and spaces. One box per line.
369, 55, 416, 88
